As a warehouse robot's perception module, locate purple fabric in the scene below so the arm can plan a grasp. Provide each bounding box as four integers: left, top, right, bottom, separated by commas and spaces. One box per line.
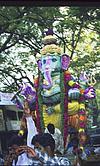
12, 96, 23, 109
21, 86, 36, 100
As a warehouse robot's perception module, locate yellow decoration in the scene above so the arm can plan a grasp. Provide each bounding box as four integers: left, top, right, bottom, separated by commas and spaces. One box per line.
80, 88, 85, 94
80, 103, 85, 110
79, 115, 85, 121
64, 70, 71, 78
79, 128, 84, 132
64, 70, 71, 74
68, 80, 75, 87
40, 44, 62, 55
18, 130, 24, 136
80, 146, 84, 151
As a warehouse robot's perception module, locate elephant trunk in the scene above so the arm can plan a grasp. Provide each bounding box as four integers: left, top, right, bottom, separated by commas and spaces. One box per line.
42, 70, 53, 89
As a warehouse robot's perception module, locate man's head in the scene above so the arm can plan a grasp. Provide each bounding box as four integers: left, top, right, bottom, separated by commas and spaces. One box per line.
8, 134, 24, 147
31, 133, 43, 150
47, 123, 55, 134
32, 133, 55, 155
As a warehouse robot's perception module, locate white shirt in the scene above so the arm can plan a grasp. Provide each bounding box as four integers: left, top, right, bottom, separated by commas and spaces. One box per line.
45, 127, 64, 154
26, 116, 38, 147
12, 116, 38, 166
12, 153, 33, 166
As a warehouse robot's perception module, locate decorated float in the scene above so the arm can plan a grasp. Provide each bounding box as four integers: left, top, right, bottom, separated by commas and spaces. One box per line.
12, 29, 96, 150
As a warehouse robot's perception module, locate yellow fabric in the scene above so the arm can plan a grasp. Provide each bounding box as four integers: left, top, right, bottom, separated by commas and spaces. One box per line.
43, 104, 62, 130
42, 101, 80, 130
68, 101, 80, 115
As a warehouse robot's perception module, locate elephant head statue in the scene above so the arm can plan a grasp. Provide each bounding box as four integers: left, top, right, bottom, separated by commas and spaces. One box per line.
37, 53, 70, 90
37, 53, 70, 105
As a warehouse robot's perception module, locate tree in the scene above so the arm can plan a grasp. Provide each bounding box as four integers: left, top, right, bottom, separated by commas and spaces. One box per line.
0, 6, 99, 92
0, 6, 61, 91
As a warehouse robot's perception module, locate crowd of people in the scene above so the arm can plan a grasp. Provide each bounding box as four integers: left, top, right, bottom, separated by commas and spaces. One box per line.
2, 101, 98, 166
2, 115, 99, 166
2, 100, 95, 166
3, 111, 73, 166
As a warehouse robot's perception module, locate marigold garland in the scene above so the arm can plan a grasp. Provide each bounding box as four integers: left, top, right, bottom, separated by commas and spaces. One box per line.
38, 73, 45, 132
35, 70, 41, 133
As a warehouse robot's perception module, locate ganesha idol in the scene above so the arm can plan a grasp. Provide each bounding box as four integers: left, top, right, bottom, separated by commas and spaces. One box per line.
15, 30, 96, 147
33, 30, 95, 146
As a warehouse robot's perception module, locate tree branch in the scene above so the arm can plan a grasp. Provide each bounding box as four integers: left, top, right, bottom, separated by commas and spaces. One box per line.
0, 33, 13, 52
70, 19, 84, 59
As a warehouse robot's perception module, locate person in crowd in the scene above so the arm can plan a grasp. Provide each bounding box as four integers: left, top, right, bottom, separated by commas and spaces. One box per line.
4, 101, 38, 166
4, 134, 27, 166
4, 132, 72, 165
66, 126, 79, 155
0, 152, 4, 165
44, 123, 64, 155
4, 134, 34, 166
18, 99, 38, 147
30, 133, 72, 165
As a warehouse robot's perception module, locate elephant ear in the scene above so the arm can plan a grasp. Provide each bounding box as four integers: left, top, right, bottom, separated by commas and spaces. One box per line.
61, 54, 70, 70
37, 59, 42, 71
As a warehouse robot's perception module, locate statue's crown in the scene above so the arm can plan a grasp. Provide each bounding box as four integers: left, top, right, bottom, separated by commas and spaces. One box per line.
40, 29, 62, 56
42, 29, 57, 45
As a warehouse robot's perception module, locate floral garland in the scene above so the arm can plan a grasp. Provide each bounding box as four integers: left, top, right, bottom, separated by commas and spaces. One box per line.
79, 93, 87, 130
67, 77, 87, 135
60, 70, 65, 136
38, 72, 45, 132
78, 96, 87, 144
61, 70, 71, 147
63, 70, 72, 147
40, 44, 62, 55
34, 68, 45, 133
35, 70, 41, 133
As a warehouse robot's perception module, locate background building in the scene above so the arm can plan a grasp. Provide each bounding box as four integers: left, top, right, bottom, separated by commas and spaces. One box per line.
0, 92, 23, 154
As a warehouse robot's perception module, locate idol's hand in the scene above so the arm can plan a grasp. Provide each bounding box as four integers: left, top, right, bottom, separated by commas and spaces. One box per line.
84, 86, 96, 99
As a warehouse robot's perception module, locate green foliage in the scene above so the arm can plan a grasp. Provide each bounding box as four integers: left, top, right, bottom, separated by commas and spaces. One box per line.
0, 6, 99, 92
